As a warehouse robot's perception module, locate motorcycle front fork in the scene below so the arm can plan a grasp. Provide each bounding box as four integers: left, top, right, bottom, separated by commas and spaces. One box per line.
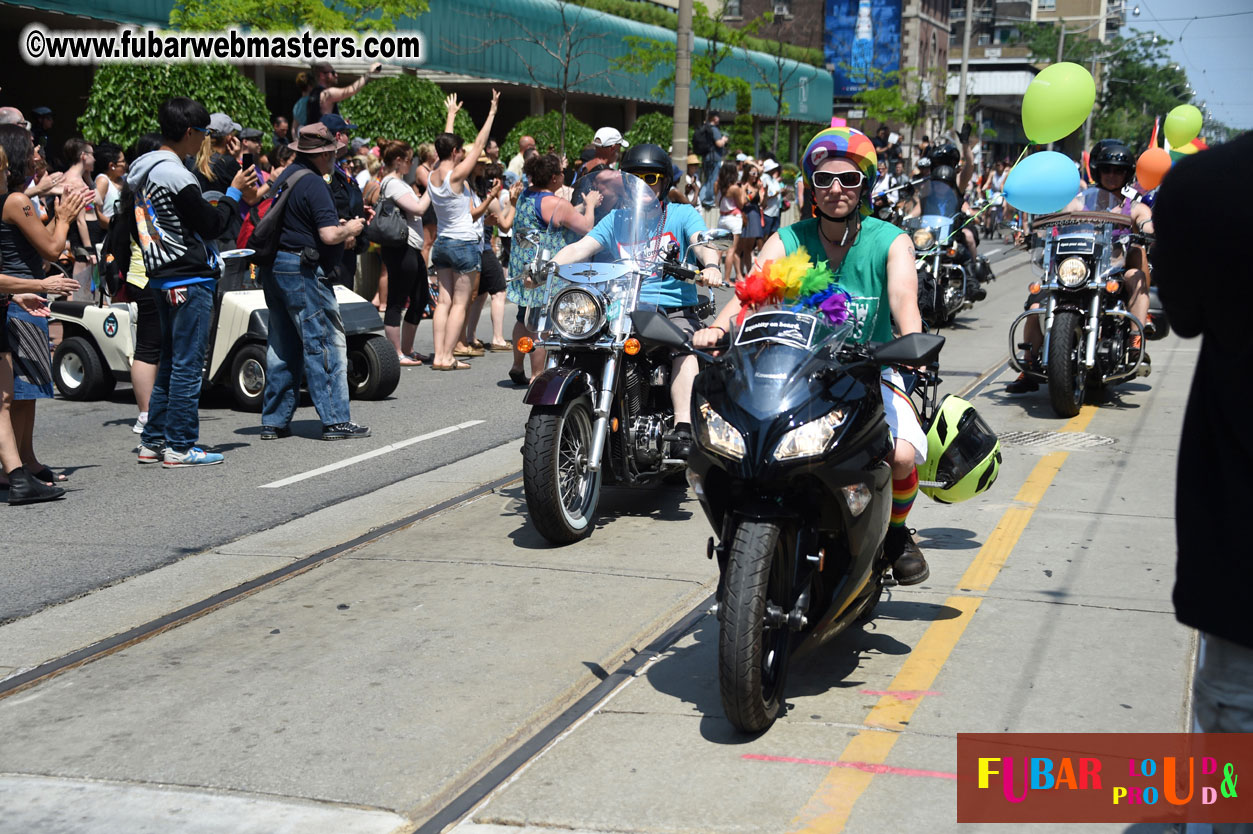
585, 353, 618, 473
1040, 294, 1101, 372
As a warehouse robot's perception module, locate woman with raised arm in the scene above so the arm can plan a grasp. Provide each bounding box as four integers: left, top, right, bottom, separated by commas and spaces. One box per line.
375, 139, 433, 366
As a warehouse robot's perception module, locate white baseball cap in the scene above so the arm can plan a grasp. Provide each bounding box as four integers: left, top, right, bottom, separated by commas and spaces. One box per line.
762, 159, 780, 173
592, 127, 628, 148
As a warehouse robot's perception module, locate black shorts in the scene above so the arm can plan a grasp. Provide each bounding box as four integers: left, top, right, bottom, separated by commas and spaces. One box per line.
479, 249, 507, 295
130, 285, 161, 364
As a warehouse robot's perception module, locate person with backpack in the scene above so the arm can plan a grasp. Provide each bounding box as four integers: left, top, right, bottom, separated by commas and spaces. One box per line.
252, 123, 369, 441
126, 97, 256, 468
694, 112, 729, 210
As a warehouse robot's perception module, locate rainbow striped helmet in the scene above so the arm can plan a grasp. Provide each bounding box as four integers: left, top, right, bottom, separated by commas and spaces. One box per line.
802, 127, 879, 215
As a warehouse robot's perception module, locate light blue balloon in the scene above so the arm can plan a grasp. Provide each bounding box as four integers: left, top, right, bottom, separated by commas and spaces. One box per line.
1004, 151, 1081, 215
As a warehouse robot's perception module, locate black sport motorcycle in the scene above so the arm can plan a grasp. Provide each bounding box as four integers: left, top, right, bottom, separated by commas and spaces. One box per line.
1009, 210, 1159, 417
634, 308, 944, 733
518, 171, 732, 544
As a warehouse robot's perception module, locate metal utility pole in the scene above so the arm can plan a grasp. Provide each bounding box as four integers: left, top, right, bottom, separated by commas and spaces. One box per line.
954, 0, 975, 131
672, 0, 694, 173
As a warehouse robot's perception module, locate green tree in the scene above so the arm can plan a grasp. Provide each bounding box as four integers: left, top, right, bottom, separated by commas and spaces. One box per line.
615, 4, 763, 119
1091, 34, 1192, 149
338, 76, 475, 146
78, 64, 270, 150
748, 12, 802, 159
504, 112, 595, 161
623, 112, 674, 148
170, 0, 421, 31
1012, 20, 1104, 65
852, 69, 921, 131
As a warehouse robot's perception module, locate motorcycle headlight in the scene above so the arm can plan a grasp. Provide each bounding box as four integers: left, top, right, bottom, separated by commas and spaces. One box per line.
773, 408, 847, 461
696, 401, 746, 460
1056, 257, 1090, 288
550, 288, 604, 340
912, 228, 936, 250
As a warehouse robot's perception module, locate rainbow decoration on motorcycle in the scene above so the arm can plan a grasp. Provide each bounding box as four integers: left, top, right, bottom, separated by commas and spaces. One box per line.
734, 246, 852, 326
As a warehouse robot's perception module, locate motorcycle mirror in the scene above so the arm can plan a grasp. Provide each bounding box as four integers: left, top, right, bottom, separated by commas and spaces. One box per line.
629, 310, 690, 349
689, 229, 734, 252
872, 332, 945, 366
519, 231, 543, 247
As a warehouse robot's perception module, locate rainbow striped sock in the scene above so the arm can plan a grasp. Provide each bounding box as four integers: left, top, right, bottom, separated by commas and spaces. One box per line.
891, 468, 919, 528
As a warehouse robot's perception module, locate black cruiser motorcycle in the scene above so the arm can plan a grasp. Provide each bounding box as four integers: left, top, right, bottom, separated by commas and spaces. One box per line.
1009, 211, 1160, 418
518, 171, 732, 544
633, 307, 944, 732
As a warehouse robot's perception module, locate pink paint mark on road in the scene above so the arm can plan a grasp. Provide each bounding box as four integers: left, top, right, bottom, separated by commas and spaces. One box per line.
859, 689, 941, 701
742, 753, 958, 780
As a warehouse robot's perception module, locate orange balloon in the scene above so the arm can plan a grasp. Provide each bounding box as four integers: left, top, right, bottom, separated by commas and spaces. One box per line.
1136, 147, 1172, 191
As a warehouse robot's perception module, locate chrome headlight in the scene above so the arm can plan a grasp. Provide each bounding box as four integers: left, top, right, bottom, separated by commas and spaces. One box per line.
1056, 257, 1090, 288
912, 228, 936, 250
551, 288, 604, 340
773, 408, 847, 461
696, 401, 746, 460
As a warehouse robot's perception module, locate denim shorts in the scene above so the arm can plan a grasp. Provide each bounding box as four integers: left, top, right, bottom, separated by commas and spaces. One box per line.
431, 236, 481, 274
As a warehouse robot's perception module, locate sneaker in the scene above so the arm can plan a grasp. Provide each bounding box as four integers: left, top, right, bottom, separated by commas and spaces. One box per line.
322, 421, 371, 441
162, 447, 224, 468
132, 412, 148, 434
1005, 372, 1039, 394
1143, 314, 1156, 339
884, 526, 930, 586
259, 425, 292, 440
137, 442, 163, 464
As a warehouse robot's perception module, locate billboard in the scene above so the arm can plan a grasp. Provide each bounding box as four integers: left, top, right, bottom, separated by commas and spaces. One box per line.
825, 0, 903, 97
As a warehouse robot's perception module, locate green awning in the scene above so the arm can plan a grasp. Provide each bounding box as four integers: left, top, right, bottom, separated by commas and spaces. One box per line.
5, 0, 832, 123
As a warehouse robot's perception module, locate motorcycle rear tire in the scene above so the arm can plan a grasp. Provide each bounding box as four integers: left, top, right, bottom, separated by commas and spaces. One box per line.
1047, 310, 1086, 418
523, 398, 602, 545
719, 520, 792, 733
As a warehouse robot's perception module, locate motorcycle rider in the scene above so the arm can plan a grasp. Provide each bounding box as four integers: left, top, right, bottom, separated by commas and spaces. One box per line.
694, 127, 931, 586
1006, 140, 1154, 394
904, 139, 990, 301
550, 143, 724, 458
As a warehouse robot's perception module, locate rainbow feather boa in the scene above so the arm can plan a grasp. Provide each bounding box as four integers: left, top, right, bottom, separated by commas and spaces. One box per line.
734, 246, 852, 326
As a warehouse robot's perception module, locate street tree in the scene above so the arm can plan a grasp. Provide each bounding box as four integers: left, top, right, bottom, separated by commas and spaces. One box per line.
170, 0, 419, 31
748, 12, 803, 159
448, 0, 618, 158
853, 69, 922, 134
614, 3, 764, 120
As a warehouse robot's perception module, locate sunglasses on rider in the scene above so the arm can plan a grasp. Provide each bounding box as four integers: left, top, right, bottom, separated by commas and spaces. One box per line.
811, 170, 866, 190
630, 171, 665, 186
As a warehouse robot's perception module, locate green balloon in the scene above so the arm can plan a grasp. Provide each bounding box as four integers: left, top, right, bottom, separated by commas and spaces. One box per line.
1021, 62, 1096, 144
1164, 104, 1203, 148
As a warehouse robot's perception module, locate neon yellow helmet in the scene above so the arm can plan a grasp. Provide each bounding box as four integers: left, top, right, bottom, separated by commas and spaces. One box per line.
919, 396, 1001, 503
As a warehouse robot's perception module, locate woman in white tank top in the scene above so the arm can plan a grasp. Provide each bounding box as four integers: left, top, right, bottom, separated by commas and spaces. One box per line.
427, 90, 500, 371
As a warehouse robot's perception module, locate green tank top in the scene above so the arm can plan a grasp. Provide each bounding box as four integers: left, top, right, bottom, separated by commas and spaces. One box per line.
778, 216, 903, 344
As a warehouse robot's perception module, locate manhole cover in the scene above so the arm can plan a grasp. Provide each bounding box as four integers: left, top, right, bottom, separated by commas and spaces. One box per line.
999, 430, 1117, 451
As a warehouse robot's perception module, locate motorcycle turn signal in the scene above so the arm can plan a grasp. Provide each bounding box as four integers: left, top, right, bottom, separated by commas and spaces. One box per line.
517, 337, 534, 354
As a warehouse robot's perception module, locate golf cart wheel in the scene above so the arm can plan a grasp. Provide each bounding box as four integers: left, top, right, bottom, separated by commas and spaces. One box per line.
229, 343, 267, 412
53, 336, 114, 400
348, 335, 400, 400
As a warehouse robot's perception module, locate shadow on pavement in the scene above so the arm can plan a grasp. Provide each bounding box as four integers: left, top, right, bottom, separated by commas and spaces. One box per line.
503, 484, 694, 550
915, 526, 981, 550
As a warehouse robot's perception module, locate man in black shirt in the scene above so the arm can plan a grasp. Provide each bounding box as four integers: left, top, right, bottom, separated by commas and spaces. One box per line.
319, 113, 366, 287
258, 124, 370, 441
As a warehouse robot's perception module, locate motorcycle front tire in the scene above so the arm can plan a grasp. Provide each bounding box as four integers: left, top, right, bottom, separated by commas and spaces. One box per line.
523, 397, 603, 545
719, 520, 792, 733
1047, 309, 1086, 418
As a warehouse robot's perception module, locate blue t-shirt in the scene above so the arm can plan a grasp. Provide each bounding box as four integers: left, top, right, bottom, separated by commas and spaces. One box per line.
275, 161, 344, 272
588, 202, 706, 308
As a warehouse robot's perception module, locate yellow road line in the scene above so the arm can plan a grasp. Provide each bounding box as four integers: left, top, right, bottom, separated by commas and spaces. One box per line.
788, 405, 1097, 833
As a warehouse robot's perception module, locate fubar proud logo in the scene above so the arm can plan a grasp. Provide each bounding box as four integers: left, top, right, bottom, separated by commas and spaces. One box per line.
957, 733, 1250, 823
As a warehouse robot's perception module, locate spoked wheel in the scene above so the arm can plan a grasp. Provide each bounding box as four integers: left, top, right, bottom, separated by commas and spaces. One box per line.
523, 398, 602, 544
1047, 310, 1086, 418
719, 520, 793, 733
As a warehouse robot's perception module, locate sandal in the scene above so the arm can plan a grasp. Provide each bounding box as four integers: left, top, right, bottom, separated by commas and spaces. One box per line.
486, 341, 514, 352
432, 361, 472, 371
453, 345, 485, 358
32, 466, 67, 483
399, 355, 423, 367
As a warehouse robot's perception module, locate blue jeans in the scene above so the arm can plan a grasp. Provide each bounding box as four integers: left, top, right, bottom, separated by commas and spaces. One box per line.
141, 281, 214, 453
699, 154, 722, 207
259, 251, 351, 427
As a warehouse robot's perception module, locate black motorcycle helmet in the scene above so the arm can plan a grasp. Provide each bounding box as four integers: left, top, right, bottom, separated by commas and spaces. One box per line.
929, 143, 961, 169
620, 143, 673, 195
1091, 139, 1135, 189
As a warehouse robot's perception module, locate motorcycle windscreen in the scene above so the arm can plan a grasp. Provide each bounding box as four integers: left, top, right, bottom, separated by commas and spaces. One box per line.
918, 180, 961, 218
724, 312, 856, 419
563, 170, 667, 265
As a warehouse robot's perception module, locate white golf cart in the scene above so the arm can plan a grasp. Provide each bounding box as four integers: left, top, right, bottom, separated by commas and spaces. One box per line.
48, 258, 400, 411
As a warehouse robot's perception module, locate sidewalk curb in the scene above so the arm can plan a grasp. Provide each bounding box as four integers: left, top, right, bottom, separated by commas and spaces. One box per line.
0, 438, 525, 683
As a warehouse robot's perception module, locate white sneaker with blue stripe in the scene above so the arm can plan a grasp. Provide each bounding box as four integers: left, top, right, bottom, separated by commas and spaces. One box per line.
162, 447, 224, 468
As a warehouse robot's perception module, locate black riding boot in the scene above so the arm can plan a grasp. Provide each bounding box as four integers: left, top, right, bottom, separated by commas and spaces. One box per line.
885, 525, 929, 585
6, 466, 66, 505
